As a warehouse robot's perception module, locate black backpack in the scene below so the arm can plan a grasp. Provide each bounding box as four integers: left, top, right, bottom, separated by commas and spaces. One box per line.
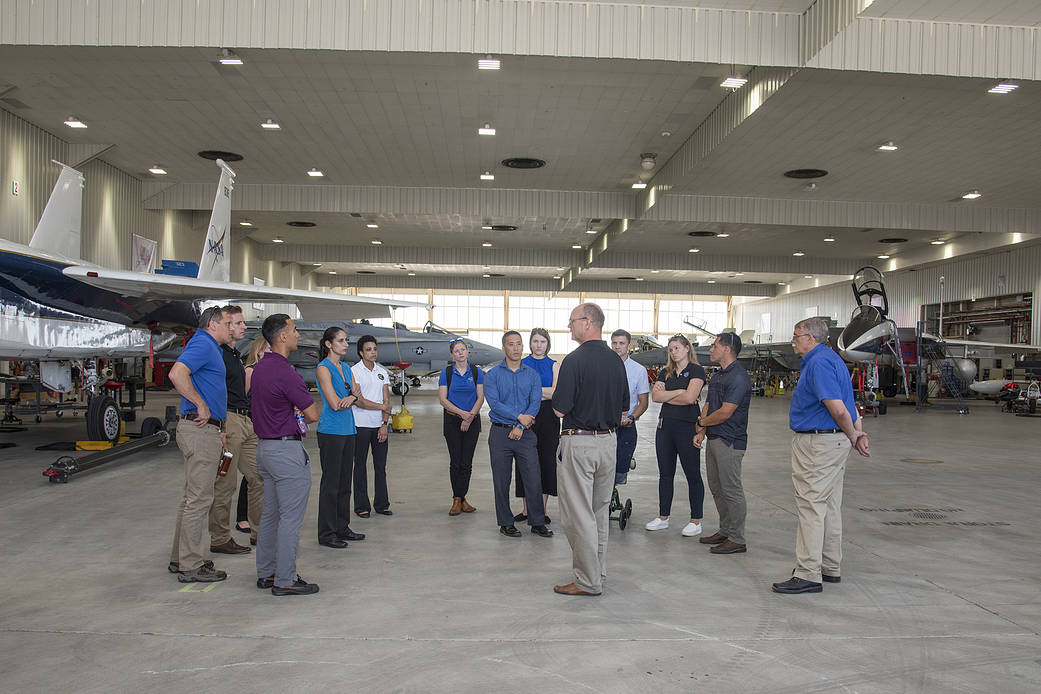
445, 363, 479, 389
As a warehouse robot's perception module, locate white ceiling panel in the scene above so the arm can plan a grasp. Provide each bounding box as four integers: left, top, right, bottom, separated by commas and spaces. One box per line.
861, 0, 1041, 27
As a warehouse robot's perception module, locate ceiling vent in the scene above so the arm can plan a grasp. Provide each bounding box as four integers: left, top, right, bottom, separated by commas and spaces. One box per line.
783, 168, 827, 179
197, 150, 244, 162
502, 157, 546, 169
688, 231, 717, 238
286, 221, 316, 228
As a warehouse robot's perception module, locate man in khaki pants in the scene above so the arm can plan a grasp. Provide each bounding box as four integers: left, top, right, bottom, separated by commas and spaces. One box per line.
168, 306, 232, 583
551, 303, 629, 596
772, 317, 870, 595
208, 305, 262, 554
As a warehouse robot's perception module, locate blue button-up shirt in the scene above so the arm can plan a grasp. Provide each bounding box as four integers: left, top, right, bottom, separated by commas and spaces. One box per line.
176, 329, 227, 420
484, 361, 542, 427
790, 343, 858, 431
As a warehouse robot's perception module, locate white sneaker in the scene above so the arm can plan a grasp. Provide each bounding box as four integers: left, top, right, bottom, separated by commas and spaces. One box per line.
681, 521, 703, 537
645, 517, 670, 531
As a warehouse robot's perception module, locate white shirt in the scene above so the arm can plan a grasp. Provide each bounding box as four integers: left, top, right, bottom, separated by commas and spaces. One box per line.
351, 360, 390, 428
622, 356, 650, 417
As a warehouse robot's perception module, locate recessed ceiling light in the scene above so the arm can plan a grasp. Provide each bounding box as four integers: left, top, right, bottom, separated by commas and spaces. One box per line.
482, 225, 493, 230
635, 277, 645, 282
571, 244, 582, 249
707, 280, 716, 284
482, 242, 493, 247
64, 117, 87, 128
482, 273, 491, 278
930, 239, 946, 245
988, 83, 1018, 94
877, 254, 890, 259
371, 239, 382, 245
307, 168, 324, 177
366, 223, 379, 229
552, 275, 561, 280
218, 49, 243, 65
688, 248, 700, 253
804, 275, 813, 279
482, 266, 490, 270
778, 282, 787, 286
328, 271, 336, 275
803, 182, 818, 192
631, 182, 647, 189
238, 221, 253, 227
148, 166, 167, 175
556, 267, 565, 271
312, 263, 321, 266
650, 269, 660, 273
710, 270, 725, 275
478, 123, 496, 136
260, 119, 280, 130
877, 141, 898, 151
720, 77, 748, 89
962, 190, 982, 199
272, 238, 284, 244
716, 233, 730, 238
823, 236, 835, 242
735, 272, 744, 276
407, 271, 416, 276
792, 251, 805, 256
585, 228, 597, 234
480, 171, 495, 181
478, 57, 501, 70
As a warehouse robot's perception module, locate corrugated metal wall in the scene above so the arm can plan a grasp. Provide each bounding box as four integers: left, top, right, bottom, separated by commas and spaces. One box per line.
736, 245, 1041, 344
0, 108, 66, 245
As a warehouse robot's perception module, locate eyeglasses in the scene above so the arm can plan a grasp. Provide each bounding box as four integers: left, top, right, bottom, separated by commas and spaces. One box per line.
792, 332, 812, 340
568, 316, 590, 326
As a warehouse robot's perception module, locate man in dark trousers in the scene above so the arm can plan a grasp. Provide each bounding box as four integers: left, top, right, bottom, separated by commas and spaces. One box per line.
207, 305, 261, 555
251, 314, 321, 596
552, 303, 629, 596
167, 305, 232, 583
694, 331, 752, 555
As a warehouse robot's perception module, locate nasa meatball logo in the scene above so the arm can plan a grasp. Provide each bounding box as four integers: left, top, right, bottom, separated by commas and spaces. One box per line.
415, 346, 425, 355
378, 373, 385, 381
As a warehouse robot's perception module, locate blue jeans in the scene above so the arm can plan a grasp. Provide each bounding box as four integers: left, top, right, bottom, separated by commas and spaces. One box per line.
615, 424, 638, 485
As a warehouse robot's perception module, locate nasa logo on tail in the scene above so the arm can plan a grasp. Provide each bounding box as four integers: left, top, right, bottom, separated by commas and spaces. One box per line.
206, 224, 227, 270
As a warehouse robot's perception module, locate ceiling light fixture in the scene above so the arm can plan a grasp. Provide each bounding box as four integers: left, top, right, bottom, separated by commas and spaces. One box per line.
312, 263, 321, 266
823, 236, 835, 242
707, 279, 716, 284
371, 240, 382, 245
631, 182, 647, 190
478, 123, 496, 135
804, 275, 813, 279
64, 117, 87, 128
238, 221, 252, 227
366, 223, 379, 229
307, 168, 324, 177
635, 277, 645, 282
650, 269, 660, 273
407, 271, 416, 276
792, 251, 805, 256
877, 141, 898, 151
735, 272, 745, 276
962, 190, 982, 199
328, 271, 336, 275
640, 153, 657, 170
148, 166, 167, 175
482, 242, 493, 247
877, 254, 890, 259
552, 275, 561, 280
571, 244, 582, 249
585, 228, 597, 234
720, 77, 748, 89
778, 282, 787, 286
480, 171, 495, 181
803, 182, 818, 192
688, 248, 700, 253
218, 49, 243, 65
482, 273, 491, 278
478, 56, 501, 70
482, 225, 493, 230
260, 119, 280, 130
272, 237, 284, 244
988, 83, 1018, 94
931, 239, 946, 245
716, 233, 730, 238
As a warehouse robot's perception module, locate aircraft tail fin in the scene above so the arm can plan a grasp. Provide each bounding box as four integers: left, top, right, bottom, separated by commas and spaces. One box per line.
197, 159, 236, 282
739, 329, 755, 344
29, 162, 84, 259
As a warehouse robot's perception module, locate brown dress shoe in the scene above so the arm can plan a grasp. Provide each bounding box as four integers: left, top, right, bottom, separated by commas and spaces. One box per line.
460, 498, 476, 513
699, 532, 727, 545
449, 497, 462, 516
710, 539, 747, 554
553, 582, 601, 596
211, 539, 252, 554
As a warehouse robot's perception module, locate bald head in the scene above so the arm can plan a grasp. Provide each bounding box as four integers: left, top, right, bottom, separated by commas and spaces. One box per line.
568, 302, 605, 344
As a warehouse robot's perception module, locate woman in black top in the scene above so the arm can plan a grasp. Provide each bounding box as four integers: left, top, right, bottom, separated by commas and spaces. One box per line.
646, 334, 707, 537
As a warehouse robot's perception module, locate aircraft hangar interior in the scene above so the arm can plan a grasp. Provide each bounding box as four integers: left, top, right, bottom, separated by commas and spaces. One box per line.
1, 1, 1039, 691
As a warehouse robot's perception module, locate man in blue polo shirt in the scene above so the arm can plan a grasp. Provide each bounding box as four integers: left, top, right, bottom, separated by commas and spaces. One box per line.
772, 317, 870, 595
484, 331, 552, 539
167, 305, 232, 583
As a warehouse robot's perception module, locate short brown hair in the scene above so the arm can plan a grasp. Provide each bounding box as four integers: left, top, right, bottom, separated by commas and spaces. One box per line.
222, 304, 243, 316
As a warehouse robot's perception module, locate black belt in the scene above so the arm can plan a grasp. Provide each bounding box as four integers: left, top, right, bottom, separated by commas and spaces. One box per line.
179, 414, 224, 430
561, 428, 615, 436
795, 428, 842, 434
260, 434, 302, 441
492, 422, 519, 429
229, 408, 251, 418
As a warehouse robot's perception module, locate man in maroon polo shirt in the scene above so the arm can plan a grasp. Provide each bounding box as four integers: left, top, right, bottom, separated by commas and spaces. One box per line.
251, 314, 321, 596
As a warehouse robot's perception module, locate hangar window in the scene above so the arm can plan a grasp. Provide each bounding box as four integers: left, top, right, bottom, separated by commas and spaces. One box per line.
358, 293, 430, 329
658, 299, 727, 342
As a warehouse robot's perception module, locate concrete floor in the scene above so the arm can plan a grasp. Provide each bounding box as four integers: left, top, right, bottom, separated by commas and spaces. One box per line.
0, 388, 1038, 693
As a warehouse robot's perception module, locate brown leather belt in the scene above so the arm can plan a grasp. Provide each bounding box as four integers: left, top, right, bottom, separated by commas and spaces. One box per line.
561, 428, 615, 437
179, 414, 225, 430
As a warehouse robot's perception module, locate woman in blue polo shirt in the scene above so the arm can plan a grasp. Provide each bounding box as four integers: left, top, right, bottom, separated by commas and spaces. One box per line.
514, 327, 560, 522
646, 334, 707, 538
438, 339, 485, 516
315, 327, 363, 548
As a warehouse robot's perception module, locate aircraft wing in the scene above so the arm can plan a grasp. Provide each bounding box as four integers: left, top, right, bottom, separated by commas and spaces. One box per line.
62, 266, 430, 322
943, 338, 1041, 354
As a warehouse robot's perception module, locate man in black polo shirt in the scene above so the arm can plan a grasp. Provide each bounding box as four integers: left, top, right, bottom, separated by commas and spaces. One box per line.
551, 303, 629, 596
208, 305, 263, 554
694, 332, 752, 555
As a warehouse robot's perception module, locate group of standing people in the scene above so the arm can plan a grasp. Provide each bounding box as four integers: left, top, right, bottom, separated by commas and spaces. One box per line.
167, 308, 392, 596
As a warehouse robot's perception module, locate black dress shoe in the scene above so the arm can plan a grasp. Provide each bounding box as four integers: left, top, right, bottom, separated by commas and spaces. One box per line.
272, 581, 319, 596
257, 574, 305, 590
500, 525, 522, 538
319, 539, 349, 549
340, 528, 366, 541
822, 574, 841, 583
771, 577, 822, 594
375, 508, 393, 516
513, 512, 527, 522
235, 523, 251, 534
531, 525, 554, 538
355, 509, 371, 518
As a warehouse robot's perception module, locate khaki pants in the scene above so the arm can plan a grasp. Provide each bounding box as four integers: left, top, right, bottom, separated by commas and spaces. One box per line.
208, 412, 262, 545
557, 433, 615, 594
170, 420, 223, 572
791, 432, 850, 583
705, 438, 747, 545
